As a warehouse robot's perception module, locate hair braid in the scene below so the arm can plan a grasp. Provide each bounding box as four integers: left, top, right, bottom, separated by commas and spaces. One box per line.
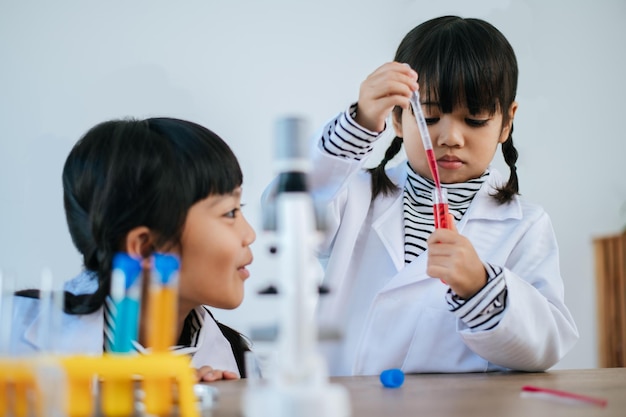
493, 125, 519, 203
367, 135, 403, 200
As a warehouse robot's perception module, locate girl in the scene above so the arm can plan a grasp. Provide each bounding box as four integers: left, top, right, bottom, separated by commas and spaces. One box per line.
306, 16, 579, 376
11, 117, 256, 381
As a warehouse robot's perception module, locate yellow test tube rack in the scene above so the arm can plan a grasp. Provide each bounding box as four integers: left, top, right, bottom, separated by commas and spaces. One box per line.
1, 352, 200, 417
0, 358, 41, 417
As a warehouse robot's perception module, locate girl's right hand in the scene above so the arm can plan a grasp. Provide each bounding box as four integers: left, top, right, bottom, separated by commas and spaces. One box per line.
355, 62, 419, 132
196, 365, 240, 382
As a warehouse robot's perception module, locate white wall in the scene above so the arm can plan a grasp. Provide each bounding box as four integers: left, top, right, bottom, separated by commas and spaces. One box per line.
1, 0, 625, 370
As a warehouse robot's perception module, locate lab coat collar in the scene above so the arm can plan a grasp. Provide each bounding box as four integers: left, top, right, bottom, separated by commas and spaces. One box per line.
129, 306, 240, 376
22, 271, 103, 354
23, 306, 103, 354
463, 168, 523, 222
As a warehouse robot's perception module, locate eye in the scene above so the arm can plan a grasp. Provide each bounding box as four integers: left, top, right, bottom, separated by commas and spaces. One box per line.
224, 203, 245, 219
425, 118, 440, 125
465, 118, 489, 127
224, 208, 240, 219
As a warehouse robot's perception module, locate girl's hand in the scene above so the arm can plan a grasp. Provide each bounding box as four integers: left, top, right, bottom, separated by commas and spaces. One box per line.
355, 62, 419, 132
196, 365, 240, 382
426, 214, 488, 299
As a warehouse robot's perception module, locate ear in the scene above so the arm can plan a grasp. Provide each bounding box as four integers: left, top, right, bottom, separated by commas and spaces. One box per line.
391, 108, 404, 139
124, 226, 155, 259
499, 101, 518, 144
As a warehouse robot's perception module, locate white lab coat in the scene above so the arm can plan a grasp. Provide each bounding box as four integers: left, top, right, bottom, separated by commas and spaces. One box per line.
306, 143, 579, 376
9, 272, 240, 375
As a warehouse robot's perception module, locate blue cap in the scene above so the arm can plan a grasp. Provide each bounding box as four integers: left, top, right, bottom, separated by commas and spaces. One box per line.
153, 253, 180, 284
112, 253, 142, 289
380, 368, 405, 388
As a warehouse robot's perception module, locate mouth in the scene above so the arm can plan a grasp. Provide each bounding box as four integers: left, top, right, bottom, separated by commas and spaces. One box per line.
237, 258, 253, 280
437, 155, 463, 170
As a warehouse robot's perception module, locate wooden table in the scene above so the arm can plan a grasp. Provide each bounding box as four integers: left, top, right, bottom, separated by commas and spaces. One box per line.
205, 368, 625, 417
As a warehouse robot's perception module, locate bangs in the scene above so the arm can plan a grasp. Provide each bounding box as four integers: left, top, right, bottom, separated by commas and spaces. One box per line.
179, 121, 243, 201
397, 17, 517, 117
149, 118, 243, 203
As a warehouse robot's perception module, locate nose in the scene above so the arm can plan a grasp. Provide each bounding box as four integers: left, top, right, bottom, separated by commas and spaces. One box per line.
242, 216, 257, 246
436, 117, 464, 148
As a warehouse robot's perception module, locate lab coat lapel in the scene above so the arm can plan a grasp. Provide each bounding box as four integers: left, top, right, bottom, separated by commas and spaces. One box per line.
369, 163, 409, 272
23, 307, 103, 353
379, 251, 431, 293
188, 308, 241, 375
23, 310, 44, 350
371, 193, 405, 272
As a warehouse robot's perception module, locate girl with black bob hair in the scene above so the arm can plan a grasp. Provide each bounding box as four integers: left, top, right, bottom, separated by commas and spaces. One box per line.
13, 117, 256, 381
299, 16, 578, 376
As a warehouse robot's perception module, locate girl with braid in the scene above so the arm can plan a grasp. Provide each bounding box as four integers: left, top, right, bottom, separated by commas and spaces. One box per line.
11, 117, 255, 381
304, 16, 578, 376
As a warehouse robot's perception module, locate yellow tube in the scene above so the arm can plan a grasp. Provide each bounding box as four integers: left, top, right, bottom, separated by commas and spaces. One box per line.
147, 287, 177, 352
100, 378, 134, 417
65, 377, 93, 417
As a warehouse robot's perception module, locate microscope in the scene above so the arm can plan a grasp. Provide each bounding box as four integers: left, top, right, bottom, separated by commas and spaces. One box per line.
243, 117, 350, 417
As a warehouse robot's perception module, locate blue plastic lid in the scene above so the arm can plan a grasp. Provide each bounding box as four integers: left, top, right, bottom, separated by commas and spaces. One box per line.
380, 368, 405, 388
153, 253, 180, 284
112, 253, 142, 289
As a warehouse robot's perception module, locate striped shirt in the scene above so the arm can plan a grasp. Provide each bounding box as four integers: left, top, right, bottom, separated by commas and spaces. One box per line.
320, 104, 508, 330
403, 164, 486, 263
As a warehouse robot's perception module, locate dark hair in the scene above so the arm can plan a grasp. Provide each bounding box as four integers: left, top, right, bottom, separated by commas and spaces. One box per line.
368, 16, 519, 203
19, 118, 242, 314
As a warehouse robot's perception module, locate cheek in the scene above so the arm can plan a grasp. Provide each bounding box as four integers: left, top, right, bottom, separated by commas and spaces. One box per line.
404, 140, 429, 174
178, 231, 244, 308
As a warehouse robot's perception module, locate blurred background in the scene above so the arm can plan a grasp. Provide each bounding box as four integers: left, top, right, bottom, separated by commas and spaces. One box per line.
1, 0, 625, 370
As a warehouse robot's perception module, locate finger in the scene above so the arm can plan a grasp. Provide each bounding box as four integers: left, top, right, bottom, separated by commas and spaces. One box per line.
427, 229, 456, 245
369, 96, 412, 115
222, 371, 240, 380
196, 366, 217, 382
446, 213, 457, 232
373, 61, 415, 77
363, 76, 415, 101
365, 65, 418, 92
196, 366, 214, 378
200, 369, 223, 382
395, 62, 419, 80
426, 263, 448, 284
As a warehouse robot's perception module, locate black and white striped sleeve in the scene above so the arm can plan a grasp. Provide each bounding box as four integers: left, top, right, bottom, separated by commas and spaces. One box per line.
320, 103, 383, 161
445, 263, 507, 331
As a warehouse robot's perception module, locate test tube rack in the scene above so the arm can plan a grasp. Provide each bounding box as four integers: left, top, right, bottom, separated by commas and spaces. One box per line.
0, 352, 199, 417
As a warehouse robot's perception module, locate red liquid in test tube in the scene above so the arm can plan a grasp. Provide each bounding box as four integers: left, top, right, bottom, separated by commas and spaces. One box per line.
433, 188, 449, 229
432, 188, 449, 285
425, 148, 449, 229
425, 148, 441, 190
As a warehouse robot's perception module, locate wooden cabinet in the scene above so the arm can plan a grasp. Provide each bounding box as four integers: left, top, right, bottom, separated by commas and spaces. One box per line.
593, 232, 626, 367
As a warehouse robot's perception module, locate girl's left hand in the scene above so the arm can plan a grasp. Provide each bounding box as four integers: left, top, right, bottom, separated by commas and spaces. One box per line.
196, 365, 240, 382
426, 214, 487, 299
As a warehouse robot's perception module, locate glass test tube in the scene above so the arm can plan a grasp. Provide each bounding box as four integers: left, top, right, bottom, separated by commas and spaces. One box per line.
433, 188, 450, 229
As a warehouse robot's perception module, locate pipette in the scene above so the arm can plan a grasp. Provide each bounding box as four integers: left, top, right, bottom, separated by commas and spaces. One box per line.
409, 90, 450, 229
